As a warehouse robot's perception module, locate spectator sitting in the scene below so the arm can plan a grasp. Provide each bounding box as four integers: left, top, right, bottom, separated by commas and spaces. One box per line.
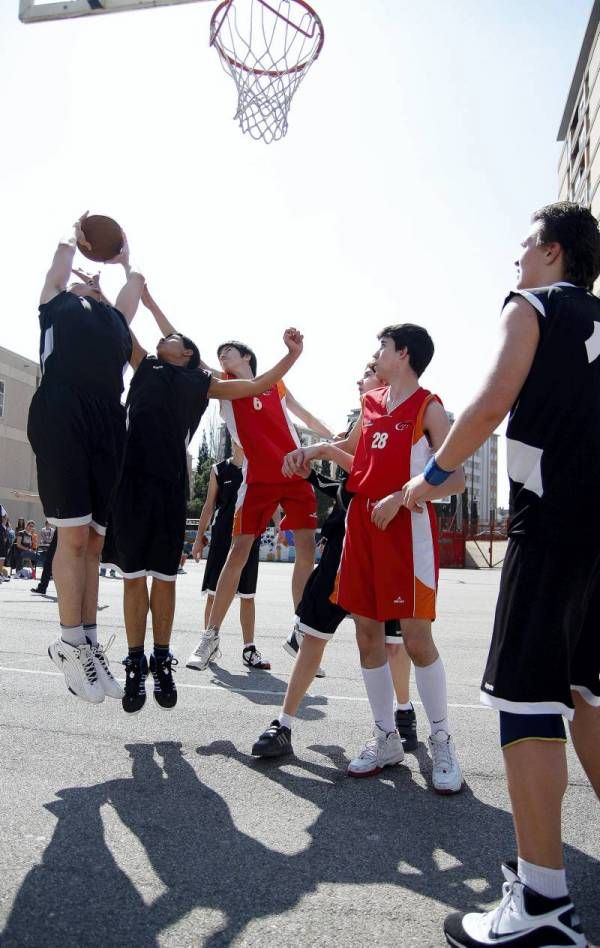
14, 521, 38, 573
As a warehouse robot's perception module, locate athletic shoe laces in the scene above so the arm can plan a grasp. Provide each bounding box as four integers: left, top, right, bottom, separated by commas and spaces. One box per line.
484, 881, 520, 934
193, 630, 218, 659
431, 735, 454, 773
357, 738, 379, 762
93, 634, 116, 674
79, 645, 99, 684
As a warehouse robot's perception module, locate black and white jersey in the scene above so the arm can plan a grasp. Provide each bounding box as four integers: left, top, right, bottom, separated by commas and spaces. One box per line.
505, 282, 600, 536
38, 291, 132, 401
124, 355, 211, 482
211, 459, 244, 538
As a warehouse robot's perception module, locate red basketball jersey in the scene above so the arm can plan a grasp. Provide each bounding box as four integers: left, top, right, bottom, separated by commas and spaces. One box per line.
220, 379, 301, 484
346, 386, 442, 500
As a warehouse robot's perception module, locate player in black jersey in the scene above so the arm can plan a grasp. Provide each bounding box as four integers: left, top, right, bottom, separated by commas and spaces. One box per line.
29, 214, 144, 705
404, 203, 600, 948
102, 284, 304, 713
191, 442, 264, 668
253, 364, 419, 759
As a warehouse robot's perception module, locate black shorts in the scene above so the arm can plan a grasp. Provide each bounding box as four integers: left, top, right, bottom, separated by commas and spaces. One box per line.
202, 527, 260, 598
482, 532, 600, 719
296, 532, 403, 643
28, 383, 125, 535
101, 468, 186, 581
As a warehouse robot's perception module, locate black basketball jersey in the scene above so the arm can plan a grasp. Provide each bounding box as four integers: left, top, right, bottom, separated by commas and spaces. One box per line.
125, 355, 211, 482
38, 291, 132, 401
505, 282, 600, 536
211, 459, 244, 536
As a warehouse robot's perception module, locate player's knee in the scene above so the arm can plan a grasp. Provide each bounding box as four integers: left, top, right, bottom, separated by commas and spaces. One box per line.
57, 526, 89, 558
499, 711, 566, 749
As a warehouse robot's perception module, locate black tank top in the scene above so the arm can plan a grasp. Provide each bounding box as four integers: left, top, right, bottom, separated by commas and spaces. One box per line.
38, 291, 132, 402
505, 282, 600, 536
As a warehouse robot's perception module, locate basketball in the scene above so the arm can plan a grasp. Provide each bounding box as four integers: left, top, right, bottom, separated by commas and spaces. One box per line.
78, 214, 123, 262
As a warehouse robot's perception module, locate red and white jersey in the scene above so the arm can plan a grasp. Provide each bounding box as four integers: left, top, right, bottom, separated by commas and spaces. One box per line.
346, 386, 442, 500
220, 378, 301, 484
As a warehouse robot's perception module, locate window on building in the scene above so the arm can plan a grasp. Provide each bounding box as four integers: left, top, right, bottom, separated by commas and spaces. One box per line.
0, 380, 4, 418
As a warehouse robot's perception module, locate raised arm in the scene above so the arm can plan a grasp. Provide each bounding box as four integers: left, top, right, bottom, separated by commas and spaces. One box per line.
192, 468, 219, 561
128, 325, 148, 372
284, 388, 333, 438
208, 328, 304, 399
141, 284, 177, 337
40, 213, 91, 305
111, 235, 145, 325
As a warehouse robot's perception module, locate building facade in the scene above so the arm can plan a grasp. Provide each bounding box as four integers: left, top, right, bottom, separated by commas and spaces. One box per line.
558, 1, 600, 226
0, 346, 44, 526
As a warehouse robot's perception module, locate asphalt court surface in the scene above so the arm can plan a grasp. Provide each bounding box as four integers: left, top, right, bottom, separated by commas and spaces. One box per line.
0, 563, 598, 947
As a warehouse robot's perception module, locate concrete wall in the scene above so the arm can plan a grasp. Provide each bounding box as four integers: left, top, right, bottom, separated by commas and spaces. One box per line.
0, 346, 44, 527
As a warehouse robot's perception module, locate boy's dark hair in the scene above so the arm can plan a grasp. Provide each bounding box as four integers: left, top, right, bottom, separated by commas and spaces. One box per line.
532, 202, 600, 290
180, 335, 200, 371
216, 340, 258, 376
377, 323, 434, 377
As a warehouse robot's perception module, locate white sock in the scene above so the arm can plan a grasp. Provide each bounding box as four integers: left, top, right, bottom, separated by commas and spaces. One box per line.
395, 700, 413, 712
60, 624, 86, 647
244, 642, 255, 650
517, 858, 568, 899
83, 624, 97, 646
414, 657, 449, 736
279, 711, 293, 730
361, 664, 396, 734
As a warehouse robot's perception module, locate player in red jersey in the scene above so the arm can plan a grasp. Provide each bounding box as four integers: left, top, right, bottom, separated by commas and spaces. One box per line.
283, 324, 465, 792
187, 339, 333, 671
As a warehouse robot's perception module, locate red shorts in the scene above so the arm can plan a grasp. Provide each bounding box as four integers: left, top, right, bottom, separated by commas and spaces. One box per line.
233, 479, 317, 537
336, 494, 438, 621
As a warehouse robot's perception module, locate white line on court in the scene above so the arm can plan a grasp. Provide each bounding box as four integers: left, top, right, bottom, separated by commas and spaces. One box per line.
0, 663, 487, 710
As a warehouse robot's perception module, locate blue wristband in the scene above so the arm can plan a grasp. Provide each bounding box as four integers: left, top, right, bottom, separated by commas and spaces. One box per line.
423, 456, 454, 486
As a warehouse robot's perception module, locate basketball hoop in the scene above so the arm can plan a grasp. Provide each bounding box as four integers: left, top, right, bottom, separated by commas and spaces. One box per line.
210, 0, 324, 144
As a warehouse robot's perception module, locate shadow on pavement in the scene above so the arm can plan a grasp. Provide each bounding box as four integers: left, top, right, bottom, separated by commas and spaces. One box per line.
2, 739, 598, 947
207, 664, 328, 720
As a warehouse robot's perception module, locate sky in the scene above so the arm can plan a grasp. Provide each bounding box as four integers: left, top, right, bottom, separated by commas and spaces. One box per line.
0, 0, 593, 504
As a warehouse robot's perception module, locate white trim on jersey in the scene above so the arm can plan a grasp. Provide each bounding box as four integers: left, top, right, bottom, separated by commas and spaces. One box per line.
571, 684, 600, 708
279, 393, 302, 450
48, 513, 92, 528
480, 690, 575, 721
41, 326, 54, 372
515, 290, 546, 318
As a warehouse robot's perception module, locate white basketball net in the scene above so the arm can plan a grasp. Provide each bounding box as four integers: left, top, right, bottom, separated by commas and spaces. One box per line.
210, 0, 324, 144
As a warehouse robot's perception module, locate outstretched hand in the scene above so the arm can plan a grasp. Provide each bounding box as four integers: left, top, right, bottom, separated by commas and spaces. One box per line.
283, 327, 304, 358
72, 268, 102, 293
106, 230, 130, 267
74, 211, 91, 252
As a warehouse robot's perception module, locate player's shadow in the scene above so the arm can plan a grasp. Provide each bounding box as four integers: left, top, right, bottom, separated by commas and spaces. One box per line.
207, 664, 327, 720
2, 740, 598, 948
198, 739, 600, 944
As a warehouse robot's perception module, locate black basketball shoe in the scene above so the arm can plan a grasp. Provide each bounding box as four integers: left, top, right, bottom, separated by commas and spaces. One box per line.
395, 705, 418, 752
149, 653, 178, 709
121, 654, 148, 714
252, 720, 293, 758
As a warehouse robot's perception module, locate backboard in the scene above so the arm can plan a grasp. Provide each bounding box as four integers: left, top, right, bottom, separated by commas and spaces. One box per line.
19, 0, 211, 24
